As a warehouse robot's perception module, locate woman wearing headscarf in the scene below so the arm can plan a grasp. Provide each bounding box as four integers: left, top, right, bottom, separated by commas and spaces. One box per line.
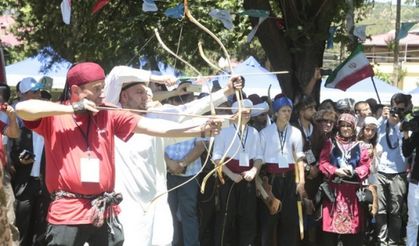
319, 113, 371, 246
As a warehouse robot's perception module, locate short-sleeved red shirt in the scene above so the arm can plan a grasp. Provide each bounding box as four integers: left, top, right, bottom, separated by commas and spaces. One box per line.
24, 110, 139, 224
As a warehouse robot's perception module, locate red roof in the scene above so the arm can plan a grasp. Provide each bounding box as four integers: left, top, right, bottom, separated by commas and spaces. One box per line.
0, 15, 20, 47
364, 30, 419, 46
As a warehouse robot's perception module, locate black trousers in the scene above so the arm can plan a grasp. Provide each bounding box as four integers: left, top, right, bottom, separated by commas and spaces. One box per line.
215, 178, 257, 246
260, 172, 299, 246
199, 172, 219, 246
14, 178, 48, 246
321, 231, 363, 246
45, 223, 124, 246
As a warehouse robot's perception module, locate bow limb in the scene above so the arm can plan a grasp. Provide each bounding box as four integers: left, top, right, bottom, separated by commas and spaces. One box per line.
197, 41, 224, 73
184, 0, 243, 188
154, 28, 201, 76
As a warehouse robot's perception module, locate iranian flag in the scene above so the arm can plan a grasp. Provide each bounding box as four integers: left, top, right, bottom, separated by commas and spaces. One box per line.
325, 45, 374, 91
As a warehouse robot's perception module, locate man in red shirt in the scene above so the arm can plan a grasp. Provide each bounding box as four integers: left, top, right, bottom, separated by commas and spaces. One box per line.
15, 62, 222, 246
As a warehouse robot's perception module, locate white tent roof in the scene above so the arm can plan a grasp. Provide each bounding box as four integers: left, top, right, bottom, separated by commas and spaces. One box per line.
407, 87, 419, 107
320, 77, 402, 105
217, 56, 282, 97
5, 53, 71, 89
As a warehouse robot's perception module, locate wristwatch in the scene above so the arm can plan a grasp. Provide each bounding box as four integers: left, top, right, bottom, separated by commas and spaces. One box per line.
304, 163, 311, 175
178, 161, 187, 167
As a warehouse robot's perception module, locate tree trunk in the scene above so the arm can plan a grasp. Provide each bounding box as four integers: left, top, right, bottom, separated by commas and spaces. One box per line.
243, 0, 342, 103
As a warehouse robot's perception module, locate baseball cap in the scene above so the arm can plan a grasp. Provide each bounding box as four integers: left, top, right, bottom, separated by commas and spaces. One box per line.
19, 77, 44, 94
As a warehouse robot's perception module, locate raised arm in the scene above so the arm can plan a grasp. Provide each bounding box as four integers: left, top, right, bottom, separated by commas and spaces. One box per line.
15, 99, 98, 121
16, 100, 73, 121
2, 104, 20, 138
135, 116, 221, 138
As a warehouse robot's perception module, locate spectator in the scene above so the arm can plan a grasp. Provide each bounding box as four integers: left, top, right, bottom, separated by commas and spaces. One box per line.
401, 117, 419, 246
213, 99, 262, 246
319, 113, 371, 246
259, 96, 307, 246
375, 93, 411, 246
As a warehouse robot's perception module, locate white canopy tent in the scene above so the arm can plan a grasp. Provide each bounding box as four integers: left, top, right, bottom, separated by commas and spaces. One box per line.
320, 77, 402, 105
217, 56, 282, 97
407, 87, 419, 107
5, 53, 71, 89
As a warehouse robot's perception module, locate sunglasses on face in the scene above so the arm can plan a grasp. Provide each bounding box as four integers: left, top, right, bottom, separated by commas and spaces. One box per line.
339, 123, 352, 128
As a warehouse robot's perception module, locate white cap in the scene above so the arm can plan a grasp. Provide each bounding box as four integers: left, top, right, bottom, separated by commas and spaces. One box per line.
19, 77, 44, 94
364, 116, 379, 128
231, 99, 253, 114
104, 66, 151, 105
251, 101, 269, 117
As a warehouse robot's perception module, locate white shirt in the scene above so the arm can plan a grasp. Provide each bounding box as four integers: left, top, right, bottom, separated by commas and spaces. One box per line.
113, 88, 228, 246
30, 132, 44, 177
259, 123, 305, 164
212, 124, 262, 161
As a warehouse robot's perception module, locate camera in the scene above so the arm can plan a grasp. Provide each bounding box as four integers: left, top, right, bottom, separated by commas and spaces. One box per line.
390, 107, 405, 118
400, 110, 419, 132
19, 149, 35, 160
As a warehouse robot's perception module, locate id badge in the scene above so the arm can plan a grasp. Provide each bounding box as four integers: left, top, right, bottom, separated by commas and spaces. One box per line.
277, 153, 289, 168
305, 149, 316, 165
239, 152, 250, 167
80, 157, 100, 183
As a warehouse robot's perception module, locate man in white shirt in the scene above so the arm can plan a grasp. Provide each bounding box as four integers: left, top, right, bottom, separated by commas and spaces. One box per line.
103, 66, 242, 246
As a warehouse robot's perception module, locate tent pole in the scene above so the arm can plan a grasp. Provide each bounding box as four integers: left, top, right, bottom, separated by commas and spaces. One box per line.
371, 76, 382, 104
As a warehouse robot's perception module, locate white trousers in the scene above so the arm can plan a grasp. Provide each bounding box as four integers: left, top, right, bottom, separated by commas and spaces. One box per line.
407, 182, 419, 246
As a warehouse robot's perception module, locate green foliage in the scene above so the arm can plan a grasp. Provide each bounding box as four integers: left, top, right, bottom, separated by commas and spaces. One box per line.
358, 2, 419, 35
1, 0, 373, 99
2, 0, 264, 74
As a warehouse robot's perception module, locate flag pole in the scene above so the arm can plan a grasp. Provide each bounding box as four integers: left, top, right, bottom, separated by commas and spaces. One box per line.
370, 76, 382, 104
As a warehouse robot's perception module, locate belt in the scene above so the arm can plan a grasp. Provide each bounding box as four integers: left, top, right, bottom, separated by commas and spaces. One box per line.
409, 178, 419, 185
269, 170, 294, 178
378, 171, 407, 176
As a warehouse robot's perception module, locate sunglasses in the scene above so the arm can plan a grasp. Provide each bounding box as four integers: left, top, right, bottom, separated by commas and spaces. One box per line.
339, 123, 353, 128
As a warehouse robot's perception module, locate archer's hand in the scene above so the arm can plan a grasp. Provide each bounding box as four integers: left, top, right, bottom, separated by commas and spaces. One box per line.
151, 75, 177, 86
242, 167, 257, 182
201, 119, 223, 137
176, 83, 192, 96
296, 182, 306, 199
72, 98, 98, 114
229, 173, 243, 183
225, 75, 243, 95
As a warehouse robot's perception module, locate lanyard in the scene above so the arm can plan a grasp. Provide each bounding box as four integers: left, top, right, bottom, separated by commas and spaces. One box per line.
277, 126, 288, 154
233, 124, 249, 151
73, 114, 92, 152
298, 119, 313, 142
385, 121, 399, 150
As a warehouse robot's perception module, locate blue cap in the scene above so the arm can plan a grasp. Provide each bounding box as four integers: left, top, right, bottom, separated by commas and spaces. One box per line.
19, 77, 44, 94
272, 96, 293, 112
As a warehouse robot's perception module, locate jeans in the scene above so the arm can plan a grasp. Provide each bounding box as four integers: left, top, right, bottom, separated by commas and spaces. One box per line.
167, 174, 200, 246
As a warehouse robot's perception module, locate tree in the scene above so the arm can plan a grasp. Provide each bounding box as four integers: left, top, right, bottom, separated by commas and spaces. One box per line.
2, 0, 371, 101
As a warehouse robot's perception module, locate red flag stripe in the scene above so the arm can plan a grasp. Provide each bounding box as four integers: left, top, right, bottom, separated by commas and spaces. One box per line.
92, 0, 109, 14
334, 65, 374, 91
